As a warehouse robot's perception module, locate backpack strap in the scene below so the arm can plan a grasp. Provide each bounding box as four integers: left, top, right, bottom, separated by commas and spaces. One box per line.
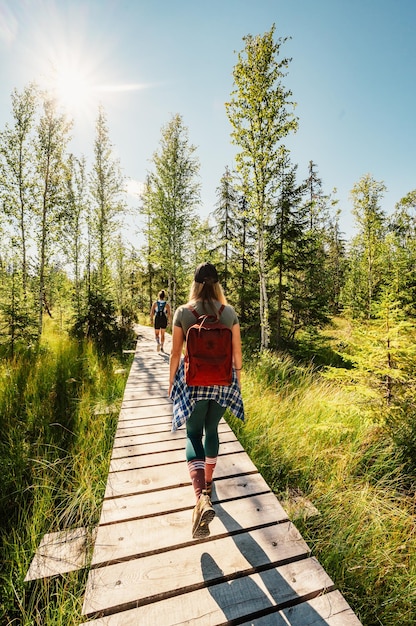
188, 304, 225, 320
188, 306, 200, 320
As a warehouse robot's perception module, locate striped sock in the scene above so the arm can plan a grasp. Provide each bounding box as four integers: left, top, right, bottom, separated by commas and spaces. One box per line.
205, 456, 217, 493
187, 459, 206, 500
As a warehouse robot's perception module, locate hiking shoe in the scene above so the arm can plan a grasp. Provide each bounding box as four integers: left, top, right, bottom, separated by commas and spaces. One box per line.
157, 343, 161, 352
192, 491, 215, 539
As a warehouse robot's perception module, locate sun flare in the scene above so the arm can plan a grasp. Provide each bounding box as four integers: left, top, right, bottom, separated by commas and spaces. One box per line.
55, 66, 90, 111
46, 59, 95, 120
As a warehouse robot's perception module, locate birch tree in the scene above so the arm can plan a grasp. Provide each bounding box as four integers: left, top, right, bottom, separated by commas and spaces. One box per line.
140, 174, 157, 310
62, 154, 87, 316
226, 24, 298, 349
0, 84, 38, 296
34, 96, 72, 334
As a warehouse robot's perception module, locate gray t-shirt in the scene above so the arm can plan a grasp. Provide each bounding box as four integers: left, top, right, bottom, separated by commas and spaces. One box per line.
173, 300, 238, 335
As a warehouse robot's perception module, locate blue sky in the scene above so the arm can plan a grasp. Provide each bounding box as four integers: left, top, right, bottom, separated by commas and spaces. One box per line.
0, 0, 415, 243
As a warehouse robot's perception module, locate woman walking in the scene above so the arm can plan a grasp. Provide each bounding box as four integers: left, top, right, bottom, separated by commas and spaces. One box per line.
169, 262, 244, 539
150, 290, 171, 352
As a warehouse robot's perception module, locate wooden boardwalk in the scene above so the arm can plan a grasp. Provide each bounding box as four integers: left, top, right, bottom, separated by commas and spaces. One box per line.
81, 326, 362, 625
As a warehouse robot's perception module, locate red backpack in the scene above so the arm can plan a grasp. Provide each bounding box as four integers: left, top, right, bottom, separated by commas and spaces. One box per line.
184, 304, 233, 387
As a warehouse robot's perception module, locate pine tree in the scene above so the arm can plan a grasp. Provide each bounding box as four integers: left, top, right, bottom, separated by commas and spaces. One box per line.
145, 113, 200, 312
388, 190, 416, 315
89, 106, 126, 293
344, 174, 387, 318
325, 204, 347, 314
213, 166, 239, 291
269, 152, 306, 346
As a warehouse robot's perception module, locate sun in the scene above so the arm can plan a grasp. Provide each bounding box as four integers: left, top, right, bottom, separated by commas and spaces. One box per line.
54, 66, 91, 112
47, 60, 95, 119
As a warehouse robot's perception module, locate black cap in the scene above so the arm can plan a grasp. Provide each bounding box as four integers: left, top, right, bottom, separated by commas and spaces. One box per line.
194, 262, 219, 284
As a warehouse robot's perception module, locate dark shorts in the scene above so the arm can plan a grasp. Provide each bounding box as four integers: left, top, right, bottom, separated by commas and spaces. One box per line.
154, 313, 168, 330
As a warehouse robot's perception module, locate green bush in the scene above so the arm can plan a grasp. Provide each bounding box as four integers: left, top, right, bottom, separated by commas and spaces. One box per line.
70, 292, 135, 354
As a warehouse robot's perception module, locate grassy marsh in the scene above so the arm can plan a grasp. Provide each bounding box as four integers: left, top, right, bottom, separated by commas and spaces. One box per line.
0, 323, 132, 625
228, 349, 416, 625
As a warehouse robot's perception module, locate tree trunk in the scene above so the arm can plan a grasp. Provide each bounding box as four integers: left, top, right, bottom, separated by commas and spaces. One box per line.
258, 228, 269, 349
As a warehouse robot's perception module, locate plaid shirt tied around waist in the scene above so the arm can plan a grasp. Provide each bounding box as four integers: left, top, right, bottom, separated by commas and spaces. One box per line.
170, 360, 245, 431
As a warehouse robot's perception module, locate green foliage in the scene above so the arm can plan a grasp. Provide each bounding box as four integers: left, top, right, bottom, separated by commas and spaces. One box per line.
70, 292, 136, 355
0, 264, 38, 355
0, 329, 131, 623
227, 341, 416, 625
89, 106, 126, 291
342, 174, 387, 319
226, 24, 298, 349
140, 113, 201, 313
386, 401, 416, 478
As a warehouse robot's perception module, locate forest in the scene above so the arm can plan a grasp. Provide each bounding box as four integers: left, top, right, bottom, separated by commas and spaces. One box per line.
1, 24, 415, 626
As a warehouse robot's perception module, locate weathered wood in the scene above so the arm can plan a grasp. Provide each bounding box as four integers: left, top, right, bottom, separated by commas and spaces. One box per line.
112, 420, 233, 449
91, 492, 290, 566
82, 523, 311, 616
25, 527, 97, 581
110, 429, 238, 460
118, 405, 173, 420
82, 587, 361, 626
115, 421, 173, 436
80, 563, 344, 626
99, 473, 273, 526
121, 396, 171, 407
80, 326, 363, 625
104, 452, 259, 499
110, 439, 244, 472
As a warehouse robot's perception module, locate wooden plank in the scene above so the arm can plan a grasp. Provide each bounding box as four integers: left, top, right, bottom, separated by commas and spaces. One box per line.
91, 492, 290, 566
122, 389, 168, 400
82, 524, 312, 616
118, 406, 172, 420
279, 590, 362, 625
121, 397, 172, 408
121, 395, 169, 407
112, 420, 234, 448
115, 421, 173, 436
116, 419, 173, 432
112, 429, 186, 449
110, 440, 244, 472
110, 429, 238, 460
99, 473, 273, 525
125, 369, 168, 376
81, 561, 337, 625
104, 453, 259, 499
25, 527, 97, 580
125, 369, 167, 376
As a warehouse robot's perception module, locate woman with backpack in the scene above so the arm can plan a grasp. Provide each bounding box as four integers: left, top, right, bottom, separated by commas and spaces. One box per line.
150, 290, 171, 352
169, 262, 244, 539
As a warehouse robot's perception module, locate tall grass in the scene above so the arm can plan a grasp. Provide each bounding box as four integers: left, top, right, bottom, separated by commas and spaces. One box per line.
228, 350, 416, 626
0, 322, 132, 625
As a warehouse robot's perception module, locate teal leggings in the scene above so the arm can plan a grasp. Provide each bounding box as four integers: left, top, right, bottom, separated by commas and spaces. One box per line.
186, 400, 226, 461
